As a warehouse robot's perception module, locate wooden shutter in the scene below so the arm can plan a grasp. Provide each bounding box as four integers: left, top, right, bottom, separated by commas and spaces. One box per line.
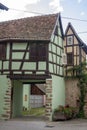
38, 44, 46, 61
29, 43, 37, 61
29, 43, 47, 61
0, 43, 6, 60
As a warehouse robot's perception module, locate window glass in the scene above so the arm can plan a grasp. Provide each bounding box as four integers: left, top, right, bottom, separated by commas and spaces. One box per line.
54, 25, 58, 36
67, 36, 73, 45
67, 53, 73, 65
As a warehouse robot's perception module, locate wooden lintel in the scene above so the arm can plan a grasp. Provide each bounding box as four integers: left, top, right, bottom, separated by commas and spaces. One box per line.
7, 74, 51, 80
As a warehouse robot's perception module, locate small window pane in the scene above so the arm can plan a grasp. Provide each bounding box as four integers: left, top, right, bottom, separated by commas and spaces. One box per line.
67, 53, 73, 65
54, 25, 58, 36
67, 36, 73, 45
0, 43, 6, 60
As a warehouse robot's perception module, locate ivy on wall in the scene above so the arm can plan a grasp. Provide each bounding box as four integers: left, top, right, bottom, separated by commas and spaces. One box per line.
66, 62, 87, 118
77, 62, 87, 117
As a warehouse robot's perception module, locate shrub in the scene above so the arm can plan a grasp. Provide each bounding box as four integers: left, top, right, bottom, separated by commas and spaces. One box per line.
53, 105, 78, 121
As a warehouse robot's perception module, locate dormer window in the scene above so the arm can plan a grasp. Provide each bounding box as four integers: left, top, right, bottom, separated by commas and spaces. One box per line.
67, 36, 73, 45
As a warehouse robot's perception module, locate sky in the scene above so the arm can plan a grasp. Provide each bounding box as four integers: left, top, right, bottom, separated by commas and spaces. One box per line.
0, 0, 87, 43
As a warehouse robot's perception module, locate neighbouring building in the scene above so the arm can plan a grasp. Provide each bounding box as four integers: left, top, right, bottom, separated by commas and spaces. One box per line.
23, 84, 46, 109
64, 22, 87, 116
0, 13, 65, 121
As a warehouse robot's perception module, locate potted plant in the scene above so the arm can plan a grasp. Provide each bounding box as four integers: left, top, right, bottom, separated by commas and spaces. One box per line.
53, 105, 77, 121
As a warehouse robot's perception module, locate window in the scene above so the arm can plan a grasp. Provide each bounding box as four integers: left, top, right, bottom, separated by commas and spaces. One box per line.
54, 25, 58, 36
29, 43, 47, 61
29, 43, 37, 61
62, 53, 67, 65
67, 53, 73, 65
67, 36, 73, 45
24, 95, 27, 101
0, 43, 6, 60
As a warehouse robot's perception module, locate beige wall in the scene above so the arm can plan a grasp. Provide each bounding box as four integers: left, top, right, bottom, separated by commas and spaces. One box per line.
64, 26, 86, 62
64, 27, 86, 77
65, 78, 80, 107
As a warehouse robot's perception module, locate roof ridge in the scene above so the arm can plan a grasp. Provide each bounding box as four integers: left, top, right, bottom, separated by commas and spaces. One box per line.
0, 13, 58, 24
0, 13, 58, 41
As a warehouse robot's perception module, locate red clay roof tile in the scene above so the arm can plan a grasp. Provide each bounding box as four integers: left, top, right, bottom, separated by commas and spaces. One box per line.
0, 14, 58, 41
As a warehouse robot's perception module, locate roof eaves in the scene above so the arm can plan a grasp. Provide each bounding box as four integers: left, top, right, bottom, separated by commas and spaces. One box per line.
0, 37, 50, 43
59, 13, 64, 39
0, 3, 9, 11
65, 22, 87, 54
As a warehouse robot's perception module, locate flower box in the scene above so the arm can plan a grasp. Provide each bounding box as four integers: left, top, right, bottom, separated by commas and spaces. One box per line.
53, 112, 67, 121
53, 105, 77, 121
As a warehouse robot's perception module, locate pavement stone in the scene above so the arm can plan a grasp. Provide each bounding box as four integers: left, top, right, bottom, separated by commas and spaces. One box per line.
0, 118, 87, 130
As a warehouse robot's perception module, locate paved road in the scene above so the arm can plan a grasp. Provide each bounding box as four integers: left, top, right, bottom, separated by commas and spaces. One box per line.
0, 119, 87, 130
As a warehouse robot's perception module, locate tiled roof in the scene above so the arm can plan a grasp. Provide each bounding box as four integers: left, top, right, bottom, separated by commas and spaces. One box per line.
0, 14, 58, 41
36, 84, 46, 94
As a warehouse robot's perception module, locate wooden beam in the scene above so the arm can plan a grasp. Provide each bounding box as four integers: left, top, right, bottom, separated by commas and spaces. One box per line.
19, 42, 29, 70
7, 74, 51, 80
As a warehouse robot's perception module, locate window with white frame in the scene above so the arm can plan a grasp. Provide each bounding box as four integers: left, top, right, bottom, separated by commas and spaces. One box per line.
67, 36, 73, 45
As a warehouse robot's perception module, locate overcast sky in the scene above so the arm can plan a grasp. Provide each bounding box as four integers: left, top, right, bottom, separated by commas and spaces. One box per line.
0, 0, 87, 43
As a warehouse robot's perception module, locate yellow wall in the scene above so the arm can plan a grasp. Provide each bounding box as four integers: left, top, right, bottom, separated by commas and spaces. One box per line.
64, 26, 86, 77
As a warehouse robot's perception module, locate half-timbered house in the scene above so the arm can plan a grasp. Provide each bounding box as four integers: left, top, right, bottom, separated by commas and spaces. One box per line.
64, 22, 87, 115
64, 22, 87, 77
23, 84, 46, 109
0, 13, 65, 120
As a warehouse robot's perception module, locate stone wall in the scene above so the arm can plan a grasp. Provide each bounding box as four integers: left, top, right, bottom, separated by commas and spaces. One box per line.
45, 79, 52, 121
65, 78, 80, 107
2, 78, 12, 120
65, 78, 87, 117
0, 76, 12, 120
84, 94, 87, 117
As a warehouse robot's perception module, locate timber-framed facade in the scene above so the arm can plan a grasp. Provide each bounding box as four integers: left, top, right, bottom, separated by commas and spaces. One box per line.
64, 23, 87, 116
64, 22, 87, 77
0, 13, 65, 121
